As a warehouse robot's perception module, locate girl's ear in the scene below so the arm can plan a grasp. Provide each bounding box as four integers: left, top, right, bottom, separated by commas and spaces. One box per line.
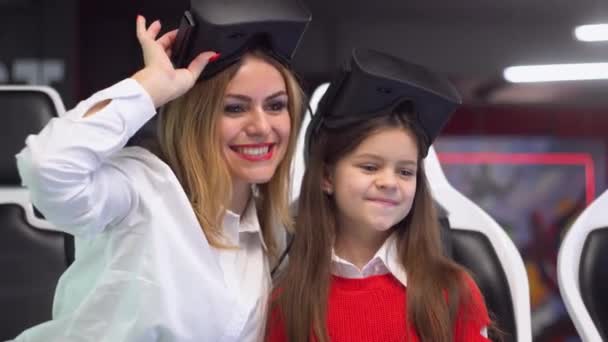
321, 166, 334, 195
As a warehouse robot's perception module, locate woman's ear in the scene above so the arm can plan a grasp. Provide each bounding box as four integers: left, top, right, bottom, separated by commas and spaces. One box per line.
321, 166, 334, 195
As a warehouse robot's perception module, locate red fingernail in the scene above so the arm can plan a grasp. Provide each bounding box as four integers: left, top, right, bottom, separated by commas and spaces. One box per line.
209, 53, 221, 62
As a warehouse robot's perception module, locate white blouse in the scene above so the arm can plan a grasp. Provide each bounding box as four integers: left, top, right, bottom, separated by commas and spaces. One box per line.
12, 79, 276, 342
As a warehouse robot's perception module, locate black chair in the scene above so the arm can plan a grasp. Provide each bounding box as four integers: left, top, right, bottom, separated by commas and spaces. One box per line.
558, 189, 608, 342
0, 85, 72, 340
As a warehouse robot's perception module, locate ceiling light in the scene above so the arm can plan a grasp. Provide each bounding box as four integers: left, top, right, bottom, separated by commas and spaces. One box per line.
574, 24, 608, 42
504, 63, 608, 82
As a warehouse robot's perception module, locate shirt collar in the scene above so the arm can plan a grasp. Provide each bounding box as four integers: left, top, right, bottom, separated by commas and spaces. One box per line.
223, 197, 268, 251
331, 233, 408, 286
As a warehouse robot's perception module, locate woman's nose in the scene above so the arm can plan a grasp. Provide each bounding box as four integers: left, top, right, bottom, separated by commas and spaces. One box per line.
245, 107, 272, 136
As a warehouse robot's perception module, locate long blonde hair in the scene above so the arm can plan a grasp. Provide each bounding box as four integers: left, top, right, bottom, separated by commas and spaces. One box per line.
156, 50, 305, 259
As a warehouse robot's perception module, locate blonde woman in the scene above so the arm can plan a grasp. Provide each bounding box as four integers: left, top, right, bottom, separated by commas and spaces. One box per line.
12, 8, 307, 342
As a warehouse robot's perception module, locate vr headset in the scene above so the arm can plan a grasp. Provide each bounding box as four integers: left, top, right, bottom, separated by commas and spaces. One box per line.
305, 48, 462, 159
171, 0, 311, 80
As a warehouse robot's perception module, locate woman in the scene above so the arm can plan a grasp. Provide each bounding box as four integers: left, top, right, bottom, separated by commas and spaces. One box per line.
13, 13, 306, 341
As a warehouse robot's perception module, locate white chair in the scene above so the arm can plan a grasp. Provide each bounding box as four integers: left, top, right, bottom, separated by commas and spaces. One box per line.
557, 189, 608, 342
0, 85, 70, 340
290, 83, 329, 202
425, 146, 532, 342
291, 83, 532, 342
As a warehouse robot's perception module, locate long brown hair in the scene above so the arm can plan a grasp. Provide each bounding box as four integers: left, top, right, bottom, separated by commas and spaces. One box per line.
156, 50, 305, 259
273, 110, 487, 341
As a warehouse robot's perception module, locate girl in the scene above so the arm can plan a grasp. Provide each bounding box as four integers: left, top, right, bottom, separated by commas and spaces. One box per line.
13, 11, 306, 342
267, 49, 493, 342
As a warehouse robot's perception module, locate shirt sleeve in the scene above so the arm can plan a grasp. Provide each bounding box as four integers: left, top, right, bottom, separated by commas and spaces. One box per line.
15, 78, 157, 238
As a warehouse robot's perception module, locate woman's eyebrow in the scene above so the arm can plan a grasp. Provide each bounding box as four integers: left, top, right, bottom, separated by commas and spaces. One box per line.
225, 90, 287, 102
225, 94, 251, 102
265, 91, 288, 101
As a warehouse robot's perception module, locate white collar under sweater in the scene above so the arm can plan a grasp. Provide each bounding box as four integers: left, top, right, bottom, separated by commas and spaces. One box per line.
331, 233, 408, 286
331, 232, 488, 338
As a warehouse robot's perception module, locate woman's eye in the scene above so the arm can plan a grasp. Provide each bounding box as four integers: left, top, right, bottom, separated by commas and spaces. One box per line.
224, 104, 245, 113
266, 101, 287, 112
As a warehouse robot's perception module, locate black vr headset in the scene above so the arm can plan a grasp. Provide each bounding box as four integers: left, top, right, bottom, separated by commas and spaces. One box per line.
305, 48, 462, 159
171, 0, 311, 80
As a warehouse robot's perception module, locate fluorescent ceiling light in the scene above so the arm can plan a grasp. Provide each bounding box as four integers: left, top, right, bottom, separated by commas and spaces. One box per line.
504, 63, 608, 83
575, 24, 608, 42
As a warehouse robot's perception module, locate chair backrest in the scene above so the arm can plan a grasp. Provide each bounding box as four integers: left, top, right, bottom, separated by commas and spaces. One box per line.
425, 147, 532, 342
290, 83, 329, 202
0, 85, 70, 340
558, 189, 608, 342
291, 83, 532, 342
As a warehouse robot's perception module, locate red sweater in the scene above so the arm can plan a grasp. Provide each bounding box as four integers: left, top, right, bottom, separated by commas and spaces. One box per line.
266, 274, 490, 342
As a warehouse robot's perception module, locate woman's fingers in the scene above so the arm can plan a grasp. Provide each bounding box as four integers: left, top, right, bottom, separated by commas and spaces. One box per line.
133, 15, 217, 103
135, 15, 146, 42
187, 51, 218, 80
136, 16, 174, 67
157, 29, 178, 50
147, 20, 162, 40
136, 16, 162, 43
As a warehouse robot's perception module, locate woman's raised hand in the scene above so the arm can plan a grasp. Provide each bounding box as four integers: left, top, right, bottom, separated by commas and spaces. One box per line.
131, 15, 217, 108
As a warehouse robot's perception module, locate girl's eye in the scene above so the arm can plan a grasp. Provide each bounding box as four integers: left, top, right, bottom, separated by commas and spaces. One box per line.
399, 169, 416, 177
359, 164, 378, 172
224, 104, 245, 114
266, 101, 287, 112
